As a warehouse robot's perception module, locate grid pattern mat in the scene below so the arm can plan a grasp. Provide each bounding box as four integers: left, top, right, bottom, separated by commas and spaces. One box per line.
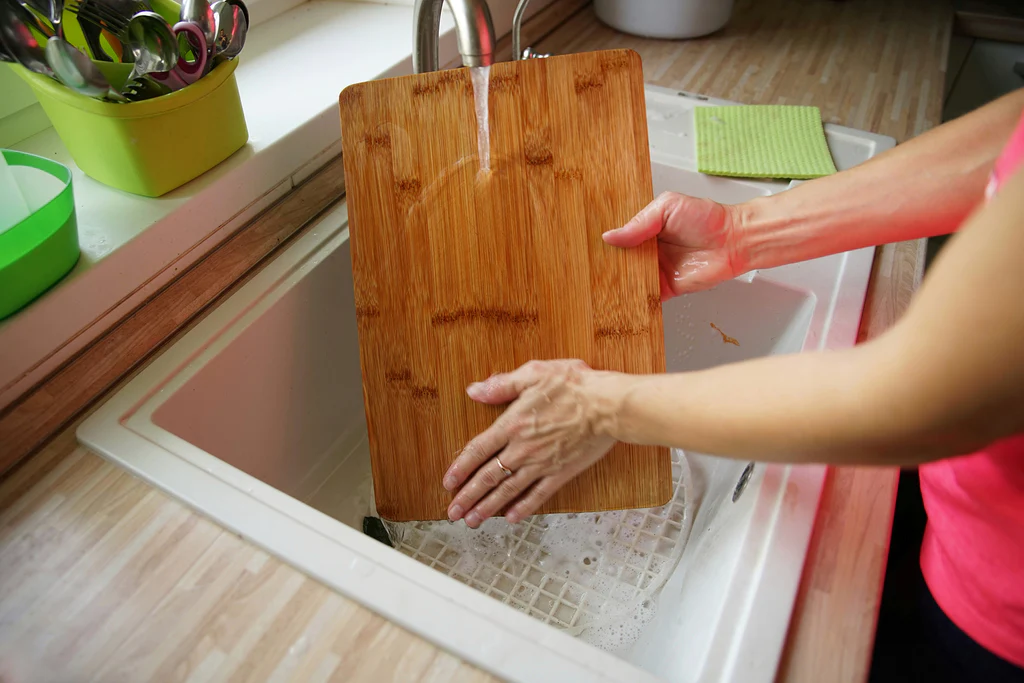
384, 450, 694, 640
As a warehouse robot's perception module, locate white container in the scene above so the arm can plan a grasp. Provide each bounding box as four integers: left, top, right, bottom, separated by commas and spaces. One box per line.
594, 0, 735, 39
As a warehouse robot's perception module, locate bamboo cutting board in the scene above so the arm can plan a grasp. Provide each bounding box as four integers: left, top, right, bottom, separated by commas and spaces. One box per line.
339, 49, 670, 522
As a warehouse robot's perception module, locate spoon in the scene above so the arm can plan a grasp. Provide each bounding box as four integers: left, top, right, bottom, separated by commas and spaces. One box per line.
0, 0, 54, 75
211, 0, 245, 59
45, 36, 129, 101
226, 0, 247, 33
123, 10, 179, 87
179, 0, 215, 47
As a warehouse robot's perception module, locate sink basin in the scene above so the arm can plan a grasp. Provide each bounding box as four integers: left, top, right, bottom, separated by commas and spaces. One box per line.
78, 86, 895, 683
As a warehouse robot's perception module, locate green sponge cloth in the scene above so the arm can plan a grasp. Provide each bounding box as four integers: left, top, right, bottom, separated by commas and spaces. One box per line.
695, 105, 837, 180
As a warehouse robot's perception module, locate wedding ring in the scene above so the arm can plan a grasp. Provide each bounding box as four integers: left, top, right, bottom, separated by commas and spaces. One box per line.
495, 457, 513, 477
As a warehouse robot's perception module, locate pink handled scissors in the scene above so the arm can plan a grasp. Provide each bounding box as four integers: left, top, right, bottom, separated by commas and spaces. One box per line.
152, 20, 208, 90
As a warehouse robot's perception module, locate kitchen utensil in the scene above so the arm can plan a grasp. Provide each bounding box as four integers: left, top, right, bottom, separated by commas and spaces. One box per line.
0, 0, 55, 75
123, 73, 173, 98
149, 20, 206, 88
69, 0, 148, 61
338, 48, 670, 521
211, 0, 244, 60
45, 36, 130, 101
123, 10, 183, 89
4, 0, 56, 38
0, 149, 79, 321
178, 0, 214, 47
21, 0, 64, 37
66, 0, 130, 35
68, 0, 116, 60
226, 0, 245, 30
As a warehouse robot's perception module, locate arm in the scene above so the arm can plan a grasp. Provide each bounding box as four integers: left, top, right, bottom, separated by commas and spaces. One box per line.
612, 164, 1024, 465
603, 88, 1024, 296
444, 166, 1024, 526
735, 87, 1024, 270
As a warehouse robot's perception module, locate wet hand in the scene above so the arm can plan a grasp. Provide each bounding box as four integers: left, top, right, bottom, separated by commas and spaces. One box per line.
443, 360, 621, 528
602, 191, 744, 300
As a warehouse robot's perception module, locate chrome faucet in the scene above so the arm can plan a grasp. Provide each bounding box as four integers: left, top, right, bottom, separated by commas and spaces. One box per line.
413, 0, 547, 74
413, 0, 496, 73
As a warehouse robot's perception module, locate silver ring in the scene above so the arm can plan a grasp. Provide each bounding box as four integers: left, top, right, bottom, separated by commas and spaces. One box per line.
495, 457, 513, 477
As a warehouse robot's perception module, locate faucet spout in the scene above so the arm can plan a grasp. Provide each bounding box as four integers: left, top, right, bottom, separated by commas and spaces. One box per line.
413, 0, 496, 73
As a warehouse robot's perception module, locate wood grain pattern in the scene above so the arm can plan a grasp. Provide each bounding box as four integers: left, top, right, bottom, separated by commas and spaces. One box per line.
340, 49, 670, 521
0, 430, 493, 683
0, 1, 948, 680
543, 0, 951, 143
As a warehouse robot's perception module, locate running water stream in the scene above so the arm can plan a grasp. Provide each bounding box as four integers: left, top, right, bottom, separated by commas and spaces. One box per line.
470, 65, 491, 173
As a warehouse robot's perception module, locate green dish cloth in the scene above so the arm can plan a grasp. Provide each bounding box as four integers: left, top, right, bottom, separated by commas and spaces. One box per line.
695, 105, 837, 180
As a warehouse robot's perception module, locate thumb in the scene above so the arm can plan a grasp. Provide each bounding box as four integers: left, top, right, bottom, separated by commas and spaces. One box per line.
603, 192, 680, 247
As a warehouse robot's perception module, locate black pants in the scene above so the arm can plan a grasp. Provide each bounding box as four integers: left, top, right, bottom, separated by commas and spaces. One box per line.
869, 470, 1024, 683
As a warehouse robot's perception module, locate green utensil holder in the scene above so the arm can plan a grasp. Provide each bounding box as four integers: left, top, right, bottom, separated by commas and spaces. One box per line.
13, 58, 248, 197
0, 150, 79, 320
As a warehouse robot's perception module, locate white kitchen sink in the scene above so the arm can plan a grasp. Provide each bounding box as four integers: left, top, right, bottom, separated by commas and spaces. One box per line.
78, 86, 894, 683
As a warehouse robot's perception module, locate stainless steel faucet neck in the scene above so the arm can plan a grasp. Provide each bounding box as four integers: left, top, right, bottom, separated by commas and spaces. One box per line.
413, 0, 496, 74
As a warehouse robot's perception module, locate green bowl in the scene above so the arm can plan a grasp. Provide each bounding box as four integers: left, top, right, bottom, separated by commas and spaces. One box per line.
0, 150, 79, 320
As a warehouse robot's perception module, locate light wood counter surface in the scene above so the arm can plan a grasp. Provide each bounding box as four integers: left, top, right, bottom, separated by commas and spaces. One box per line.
0, 0, 950, 681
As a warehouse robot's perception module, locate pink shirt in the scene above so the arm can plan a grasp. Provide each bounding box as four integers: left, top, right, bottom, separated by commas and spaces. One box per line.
918, 108, 1024, 669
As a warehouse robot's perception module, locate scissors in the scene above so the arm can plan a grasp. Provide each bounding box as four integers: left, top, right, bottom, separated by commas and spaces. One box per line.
151, 20, 208, 90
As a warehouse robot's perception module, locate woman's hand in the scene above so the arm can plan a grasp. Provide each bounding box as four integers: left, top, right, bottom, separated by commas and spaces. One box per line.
443, 360, 623, 528
603, 191, 745, 300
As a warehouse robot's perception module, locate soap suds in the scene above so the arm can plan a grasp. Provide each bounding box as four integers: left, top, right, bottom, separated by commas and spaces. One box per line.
381, 450, 695, 653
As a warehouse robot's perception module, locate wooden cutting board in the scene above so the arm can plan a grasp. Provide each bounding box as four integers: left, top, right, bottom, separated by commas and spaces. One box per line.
339, 49, 671, 522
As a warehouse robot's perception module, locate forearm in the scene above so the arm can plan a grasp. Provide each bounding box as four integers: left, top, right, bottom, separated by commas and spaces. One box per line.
596, 343, 959, 466
596, 167, 1024, 467
733, 88, 1024, 272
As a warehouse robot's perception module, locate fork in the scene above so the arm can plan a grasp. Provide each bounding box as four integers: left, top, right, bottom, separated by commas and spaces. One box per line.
66, 0, 131, 34
122, 74, 171, 100
66, 0, 117, 60
67, 0, 147, 60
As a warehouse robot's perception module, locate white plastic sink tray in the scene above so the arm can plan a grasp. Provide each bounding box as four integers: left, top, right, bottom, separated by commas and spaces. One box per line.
79, 86, 895, 683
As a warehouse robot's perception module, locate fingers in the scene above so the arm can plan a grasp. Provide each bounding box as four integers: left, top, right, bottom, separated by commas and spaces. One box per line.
505, 475, 562, 524
602, 191, 678, 247
443, 419, 510, 492
459, 465, 537, 528
466, 362, 541, 404
467, 358, 586, 404
448, 455, 529, 525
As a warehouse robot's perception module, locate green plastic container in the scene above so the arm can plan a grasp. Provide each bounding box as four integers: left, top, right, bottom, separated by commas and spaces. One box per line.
0, 150, 79, 320
14, 58, 248, 197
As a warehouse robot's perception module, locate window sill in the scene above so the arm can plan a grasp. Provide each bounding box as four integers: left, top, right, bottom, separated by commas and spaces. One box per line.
1, 0, 551, 409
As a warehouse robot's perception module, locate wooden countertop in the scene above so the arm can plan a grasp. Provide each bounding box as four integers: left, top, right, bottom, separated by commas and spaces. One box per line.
0, 0, 949, 681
